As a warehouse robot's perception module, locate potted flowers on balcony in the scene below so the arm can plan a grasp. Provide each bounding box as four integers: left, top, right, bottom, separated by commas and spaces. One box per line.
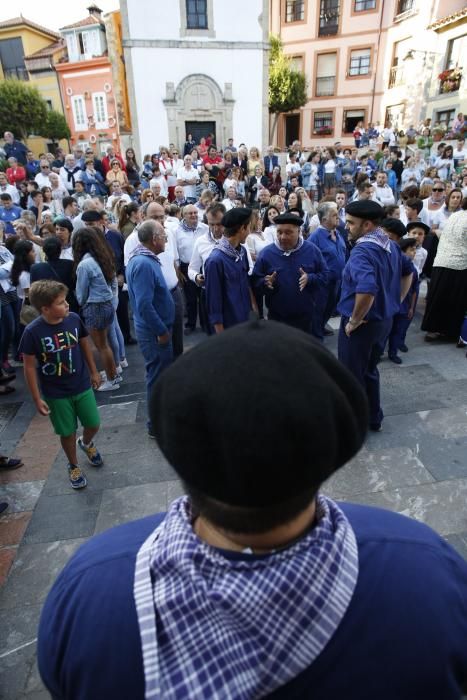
315, 125, 333, 136
438, 67, 462, 93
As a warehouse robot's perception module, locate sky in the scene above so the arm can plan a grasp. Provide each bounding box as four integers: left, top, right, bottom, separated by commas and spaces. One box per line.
0, 0, 120, 32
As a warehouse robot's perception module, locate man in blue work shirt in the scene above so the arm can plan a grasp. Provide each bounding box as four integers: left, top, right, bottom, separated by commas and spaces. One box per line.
126, 219, 175, 438
253, 212, 327, 336
3, 131, 28, 166
338, 200, 413, 431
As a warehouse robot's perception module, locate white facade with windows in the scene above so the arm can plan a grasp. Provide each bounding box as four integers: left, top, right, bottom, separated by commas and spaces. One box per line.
121, 0, 269, 156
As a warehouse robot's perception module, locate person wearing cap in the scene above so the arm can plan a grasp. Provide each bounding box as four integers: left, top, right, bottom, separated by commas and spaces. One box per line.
406, 220, 429, 275
252, 212, 327, 336
37, 320, 467, 698
337, 201, 413, 431
204, 207, 254, 332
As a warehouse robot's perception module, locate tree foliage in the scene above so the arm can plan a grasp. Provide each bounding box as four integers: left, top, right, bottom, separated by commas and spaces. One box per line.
41, 110, 71, 142
0, 80, 48, 139
268, 35, 308, 115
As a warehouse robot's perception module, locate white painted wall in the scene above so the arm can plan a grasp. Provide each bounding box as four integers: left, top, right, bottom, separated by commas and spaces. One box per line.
131, 46, 264, 154
127, 0, 263, 42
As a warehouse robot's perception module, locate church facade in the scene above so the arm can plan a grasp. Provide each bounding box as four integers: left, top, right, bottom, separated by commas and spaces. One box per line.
120, 0, 269, 156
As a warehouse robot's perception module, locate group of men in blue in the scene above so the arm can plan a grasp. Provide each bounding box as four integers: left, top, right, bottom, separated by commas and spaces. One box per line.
204, 199, 413, 431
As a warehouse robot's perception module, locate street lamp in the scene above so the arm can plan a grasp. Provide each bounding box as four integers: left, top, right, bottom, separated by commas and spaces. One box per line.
403, 49, 443, 62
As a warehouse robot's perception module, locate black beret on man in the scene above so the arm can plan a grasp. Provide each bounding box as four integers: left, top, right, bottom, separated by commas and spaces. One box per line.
150, 320, 368, 508
346, 200, 384, 221
221, 207, 252, 229
81, 209, 103, 223
53, 217, 73, 232
274, 212, 304, 227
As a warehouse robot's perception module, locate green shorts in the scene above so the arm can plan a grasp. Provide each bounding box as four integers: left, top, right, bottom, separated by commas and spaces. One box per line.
45, 388, 100, 437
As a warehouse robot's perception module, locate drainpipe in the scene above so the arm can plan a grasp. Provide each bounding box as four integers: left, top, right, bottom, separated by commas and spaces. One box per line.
369, 0, 384, 124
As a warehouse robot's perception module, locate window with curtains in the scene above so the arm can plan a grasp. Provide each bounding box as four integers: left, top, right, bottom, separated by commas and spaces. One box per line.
313, 111, 333, 133
316, 53, 337, 96
186, 0, 208, 28
285, 0, 305, 22
349, 48, 371, 76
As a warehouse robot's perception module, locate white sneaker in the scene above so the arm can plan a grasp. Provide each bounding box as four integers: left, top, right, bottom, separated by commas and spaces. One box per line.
116, 365, 123, 375
100, 371, 122, 383
96, 378, 120, 392
120, 359, 129, 369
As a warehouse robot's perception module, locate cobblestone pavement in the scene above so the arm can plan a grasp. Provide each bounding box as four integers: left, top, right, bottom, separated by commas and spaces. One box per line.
1, 300, 467, 698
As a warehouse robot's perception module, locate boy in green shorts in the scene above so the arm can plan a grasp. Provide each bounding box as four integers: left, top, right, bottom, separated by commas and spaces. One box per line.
20, 280, 103, 489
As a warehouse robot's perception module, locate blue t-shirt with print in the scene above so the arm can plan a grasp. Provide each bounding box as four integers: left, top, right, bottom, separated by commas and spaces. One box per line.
19, 312, 91, 399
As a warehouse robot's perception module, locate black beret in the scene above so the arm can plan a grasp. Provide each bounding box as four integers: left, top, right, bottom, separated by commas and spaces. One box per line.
82, 209, 103, 223
346, 200, 384, 221
150, 320, 368, 508
53, 217, 73, 232
381, 218, 406, 239
221, 207, 252, 229
399, 238, 417, 252
406, 221, 430, 236
275, 212, 303, 227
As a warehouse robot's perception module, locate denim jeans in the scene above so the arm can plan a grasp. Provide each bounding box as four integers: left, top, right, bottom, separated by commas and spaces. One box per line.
137, 332, 174, 431
108, 316, 125, 365
1, 303, 16, 363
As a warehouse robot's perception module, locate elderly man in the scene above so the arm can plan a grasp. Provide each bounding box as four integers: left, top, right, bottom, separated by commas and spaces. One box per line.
258, 188, 271, 218
204, 207, 253, 332
176, 154, 200, 203
0, 171, 20, 205
126, 219, 175, 437
253, 212, 327, 336
175, 204, 208, 334
125, 202, 184, 357
309, 202, 347, 339
106, 181, 131, 212
34, 160, 52, 189
338, 200, 413, 432
172, 185, 188, 208
374, 172, 396, 207
3, 131, 28, 165
38, 320, 467, 698
263, 145, 279, 175
60, 155, 81, 193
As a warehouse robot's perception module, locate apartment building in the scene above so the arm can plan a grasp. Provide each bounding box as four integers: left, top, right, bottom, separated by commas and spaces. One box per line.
270, 0, 466, 147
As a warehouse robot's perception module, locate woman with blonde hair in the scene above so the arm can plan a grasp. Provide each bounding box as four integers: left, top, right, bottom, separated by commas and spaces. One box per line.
247, 147, 262, 178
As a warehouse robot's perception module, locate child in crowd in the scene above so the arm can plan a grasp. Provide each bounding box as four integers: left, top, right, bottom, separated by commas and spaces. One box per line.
20, 280, 103, 490
387, 238, 419, 364
406, 221, 429, 275
385, 160, 397, 194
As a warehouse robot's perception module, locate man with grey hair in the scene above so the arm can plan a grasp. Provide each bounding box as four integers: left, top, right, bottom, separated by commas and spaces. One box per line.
175, 204, 208, 334
3, 131, 28, 165
126, 219, 175, 438
310, 202, 347, 340
60, 155, 81, 193
72, 198, 103, 233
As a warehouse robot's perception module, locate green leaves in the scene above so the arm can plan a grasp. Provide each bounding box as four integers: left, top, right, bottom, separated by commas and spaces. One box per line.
268, 34, 308, 115
0, 80, 48, 139
41, 110, 71, 142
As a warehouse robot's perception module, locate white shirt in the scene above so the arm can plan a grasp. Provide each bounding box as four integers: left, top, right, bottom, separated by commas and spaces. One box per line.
177, 167, 200, 199
433, 210, 467, 270
246, 232, 270, 259
149, 175, 168, 197
17, 271, 30, 300
106, 193, 131, 211
286, 162, 301, 177
188, 231, 219, 282
34, 172, 51, 189
221, 198, 236, 211
124, 226, 179, 291
374, 185, 395, 206
413, 246, 427, 275
60, 247, 74, 261
175, 222, 209, 263
0, 183, 19, 204
324, 160, 336, 174
422, 199, 445, 228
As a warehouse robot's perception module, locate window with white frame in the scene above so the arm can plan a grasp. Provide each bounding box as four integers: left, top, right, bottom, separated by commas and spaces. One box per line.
71, 95, 87, 131
349, 48, 371, 76
93, 92, 108, 129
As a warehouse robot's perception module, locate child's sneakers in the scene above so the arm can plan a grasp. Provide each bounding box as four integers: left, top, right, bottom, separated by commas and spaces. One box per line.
77, 438, 103, 467
120, 358, 129, 369
68, 464, 87, 489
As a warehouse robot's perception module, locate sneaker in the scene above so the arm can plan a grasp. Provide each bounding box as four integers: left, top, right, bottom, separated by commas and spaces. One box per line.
148, 430, 156, 439
388, 354, 402, 365
96, 378, 120, 392
399, 344, 409, 353
116, 365, 123, 375
99, 371, 122, 383
68, 464, 87, 489
120, 359, 129, 369
77, 437, 103, 467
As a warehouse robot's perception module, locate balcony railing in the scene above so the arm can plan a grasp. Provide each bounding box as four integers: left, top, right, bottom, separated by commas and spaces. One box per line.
316, 76, 336, 96
318, 21, 339, 36
388, 65, 405, 88
3, 67, 29, 81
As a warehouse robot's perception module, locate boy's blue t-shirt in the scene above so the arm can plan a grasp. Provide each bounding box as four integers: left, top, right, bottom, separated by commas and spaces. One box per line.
19, 312, 91, 399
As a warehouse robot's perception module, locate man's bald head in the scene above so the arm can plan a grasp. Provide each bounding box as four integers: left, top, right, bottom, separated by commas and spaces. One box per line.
146, 202, 165, 222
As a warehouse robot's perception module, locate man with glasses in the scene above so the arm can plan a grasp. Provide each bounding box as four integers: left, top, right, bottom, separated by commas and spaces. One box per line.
422, 182, 446, 228
126, 219, 175, 438
34, 161, 52, 189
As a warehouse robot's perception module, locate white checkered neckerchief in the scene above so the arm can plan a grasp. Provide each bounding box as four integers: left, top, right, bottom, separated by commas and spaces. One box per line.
134, 494, 359, 699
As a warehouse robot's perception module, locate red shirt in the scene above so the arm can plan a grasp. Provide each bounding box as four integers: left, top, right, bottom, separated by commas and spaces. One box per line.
6, 166, 26, 185
102, 154, 126, 175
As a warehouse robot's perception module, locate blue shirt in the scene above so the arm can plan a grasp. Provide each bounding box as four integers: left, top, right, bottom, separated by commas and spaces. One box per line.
399, 258, 419, 315
126, 252, 175, 337
338, 239, 404, 321
37, 503, 467, 699
253, 240, 327, 323
4, 139, 28, 165
309, 226, 346, 282
0, 205, 22, 234
205, 247, 251, 328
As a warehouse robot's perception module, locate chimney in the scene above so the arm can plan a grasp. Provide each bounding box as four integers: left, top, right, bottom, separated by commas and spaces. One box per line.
87, 4, 103, 19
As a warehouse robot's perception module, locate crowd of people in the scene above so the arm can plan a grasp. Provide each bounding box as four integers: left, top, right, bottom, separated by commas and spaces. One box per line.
1, 125, 467, 697
0, 124, 465, 488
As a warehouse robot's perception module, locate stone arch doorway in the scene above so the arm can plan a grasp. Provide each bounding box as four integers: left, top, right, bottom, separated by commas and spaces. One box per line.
163, 74, 234, 150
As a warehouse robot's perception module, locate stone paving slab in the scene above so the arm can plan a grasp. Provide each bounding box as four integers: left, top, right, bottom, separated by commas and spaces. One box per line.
0, 604, 43, 700
22, 491, 103, 545
94, 481, 169, 533
0, 482, 45, 514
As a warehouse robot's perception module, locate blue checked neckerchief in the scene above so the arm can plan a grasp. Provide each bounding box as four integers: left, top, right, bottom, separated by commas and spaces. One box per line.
356, 227, 391, 253
134, 494, 359, 699
181, 219, 198, 233
218, 235, 245, 262
129, 244, 161, 264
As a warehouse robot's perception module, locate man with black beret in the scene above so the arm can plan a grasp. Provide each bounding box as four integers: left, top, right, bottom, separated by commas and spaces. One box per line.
38, 320, 467, 698
252, 212, 327, 336
204, 207, 254, 332
338, 200, 413, 431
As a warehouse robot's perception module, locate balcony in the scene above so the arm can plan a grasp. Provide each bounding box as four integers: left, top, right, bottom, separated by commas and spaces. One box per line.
438, 67, 462, 94
316, 76, 336, 96
318, 20, 339, 36
3, 67, 29, 81
388, 65, 405, 88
